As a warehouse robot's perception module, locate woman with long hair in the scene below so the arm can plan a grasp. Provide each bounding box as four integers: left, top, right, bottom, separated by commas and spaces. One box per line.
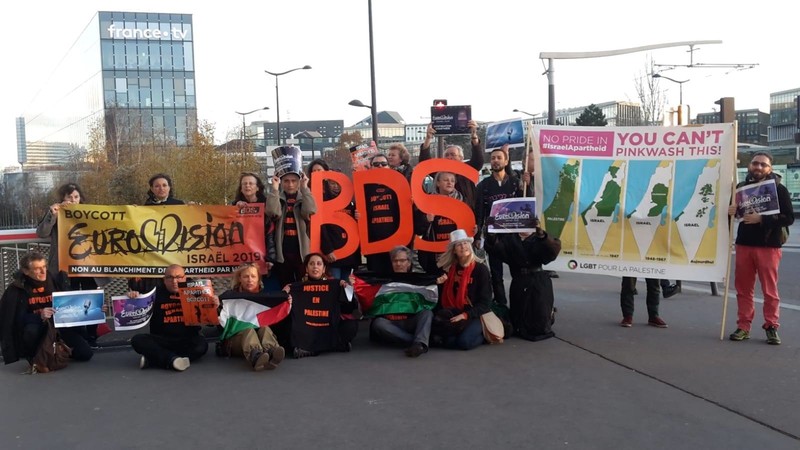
432, 229, 491, 350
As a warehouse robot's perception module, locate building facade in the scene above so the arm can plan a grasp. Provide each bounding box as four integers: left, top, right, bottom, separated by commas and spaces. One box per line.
768, 88, 799, 146
18, 11, 197, 168
542, 101, 642, 127
695, 109, 770, 146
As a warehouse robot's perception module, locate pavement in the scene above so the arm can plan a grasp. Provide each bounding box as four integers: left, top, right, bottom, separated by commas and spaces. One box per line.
2, 265, 799, 449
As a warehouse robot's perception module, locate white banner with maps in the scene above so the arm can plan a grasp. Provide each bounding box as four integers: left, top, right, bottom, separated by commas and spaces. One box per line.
532, 123, 735, 282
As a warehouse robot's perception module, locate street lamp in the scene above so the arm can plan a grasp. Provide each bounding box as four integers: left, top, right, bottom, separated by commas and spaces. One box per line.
235, 106, 269, 143
264, 65, 312, 145
513, 109, 542, 118
652, 74, 689, 105
348, 99, 378, 143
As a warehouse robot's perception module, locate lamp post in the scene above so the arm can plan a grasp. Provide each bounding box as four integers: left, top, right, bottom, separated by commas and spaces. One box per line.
264, 65, 311, 145
226, 107, 268, 203
235, 106, 269, 144
653, 74, 690, 125
652, 74, 688, 105
348, 99, 378, 143
367, 0, 378, 145
513, 109, 542, 118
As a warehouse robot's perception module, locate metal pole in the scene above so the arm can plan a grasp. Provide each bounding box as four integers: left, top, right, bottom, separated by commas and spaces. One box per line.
274, 75, 281, 145
547, 58, 556, 125
368, 0, 379, 144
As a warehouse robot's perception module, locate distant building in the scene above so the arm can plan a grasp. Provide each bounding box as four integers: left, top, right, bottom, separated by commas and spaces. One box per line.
542, 101, 642, 127
18, 11, 197, 168
695, 109, 770, 146
345, 111, 406, 146
257, 119, 343, 148
768, 87, 799, 146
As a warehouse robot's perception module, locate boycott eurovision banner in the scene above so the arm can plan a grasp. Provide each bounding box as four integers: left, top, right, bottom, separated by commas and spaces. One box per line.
488, 198, 537, 234
58, 204, 267, 277
531, 123, 736, 282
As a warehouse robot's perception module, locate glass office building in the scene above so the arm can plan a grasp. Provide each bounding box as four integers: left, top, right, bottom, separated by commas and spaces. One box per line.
19, 11, 196, 167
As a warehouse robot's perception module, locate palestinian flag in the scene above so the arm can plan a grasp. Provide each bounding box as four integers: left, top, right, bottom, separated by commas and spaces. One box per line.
218, 291, 291, 341
352, 271, 439, 317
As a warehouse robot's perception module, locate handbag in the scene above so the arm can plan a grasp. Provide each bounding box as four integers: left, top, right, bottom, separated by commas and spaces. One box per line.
480, 310, 505, 344
31, 320, 72, 373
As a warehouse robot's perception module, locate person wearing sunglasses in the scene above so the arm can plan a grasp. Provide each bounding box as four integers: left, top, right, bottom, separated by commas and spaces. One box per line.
727, 151, 794, 345
363, 154, 402, 273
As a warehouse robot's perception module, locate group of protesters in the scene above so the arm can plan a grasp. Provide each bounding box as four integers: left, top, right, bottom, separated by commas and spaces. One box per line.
0, 130, 793, 374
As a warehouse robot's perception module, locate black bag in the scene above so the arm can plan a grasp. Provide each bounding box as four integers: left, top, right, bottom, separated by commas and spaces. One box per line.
31, 320, 72, 373
432, 308, 469, 337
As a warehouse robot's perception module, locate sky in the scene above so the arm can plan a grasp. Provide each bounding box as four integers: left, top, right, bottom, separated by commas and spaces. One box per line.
2, 0, 796, 169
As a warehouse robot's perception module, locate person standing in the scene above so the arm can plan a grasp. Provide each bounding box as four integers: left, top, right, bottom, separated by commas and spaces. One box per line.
727, 151, 794, 344
619, 278, 668, 328
145, 173, 186, 205
419, 120, 484, 210
266, 171, 317, 287
476, 144, 531, 304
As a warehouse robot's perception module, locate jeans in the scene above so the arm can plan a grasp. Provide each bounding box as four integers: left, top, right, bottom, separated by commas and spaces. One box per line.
442, 317, 484, 350
370, 310, 433, 347
620, 277, 660, 319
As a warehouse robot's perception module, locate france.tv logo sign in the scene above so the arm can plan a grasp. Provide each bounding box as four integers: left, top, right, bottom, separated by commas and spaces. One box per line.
106, 24, 188, 40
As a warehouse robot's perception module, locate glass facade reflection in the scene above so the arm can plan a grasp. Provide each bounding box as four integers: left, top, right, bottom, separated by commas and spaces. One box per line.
19, 11, 196, 168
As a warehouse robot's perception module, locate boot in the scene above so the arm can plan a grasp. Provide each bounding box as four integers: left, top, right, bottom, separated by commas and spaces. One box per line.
248, 348, 271, 372
492, 279, 507, 305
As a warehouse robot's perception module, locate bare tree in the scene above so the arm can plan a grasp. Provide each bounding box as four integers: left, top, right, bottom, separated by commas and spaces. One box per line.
635, 57, 666, 126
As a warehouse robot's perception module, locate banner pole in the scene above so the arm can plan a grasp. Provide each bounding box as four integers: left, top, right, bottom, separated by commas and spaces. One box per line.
720, 121, 739, 340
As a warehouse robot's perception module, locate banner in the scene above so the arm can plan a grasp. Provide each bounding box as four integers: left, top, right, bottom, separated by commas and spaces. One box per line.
58, 204, 267, 277
52, 289, 106, 328
734, 179, 780, 218
488, 198, 537, 233
178, 279, 219, 326
350, 142, 379, 172
289, 280, 344, 353
532, 123, 735, 282
111, 288, 156, 331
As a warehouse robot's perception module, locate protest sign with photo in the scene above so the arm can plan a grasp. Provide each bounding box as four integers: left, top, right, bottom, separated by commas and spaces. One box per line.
272, 145, 303, 178
486, 119, 525, 152
350, 142, 380, 172
431, 105, 471, 135
53, 289, 106, 328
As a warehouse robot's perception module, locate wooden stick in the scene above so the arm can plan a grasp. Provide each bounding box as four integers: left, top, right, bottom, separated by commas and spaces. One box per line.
720, 121, 739, 340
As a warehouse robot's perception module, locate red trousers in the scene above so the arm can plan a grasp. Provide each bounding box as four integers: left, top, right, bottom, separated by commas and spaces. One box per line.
734, 245, 782, 331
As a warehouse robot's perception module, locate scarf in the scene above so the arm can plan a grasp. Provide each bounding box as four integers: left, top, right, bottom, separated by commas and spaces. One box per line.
440, 261, 475, 311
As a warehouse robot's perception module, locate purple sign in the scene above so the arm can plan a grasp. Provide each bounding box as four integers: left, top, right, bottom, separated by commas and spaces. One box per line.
111, 288, 156, 331
488, 198, 537, 234
735, 179, 780, 218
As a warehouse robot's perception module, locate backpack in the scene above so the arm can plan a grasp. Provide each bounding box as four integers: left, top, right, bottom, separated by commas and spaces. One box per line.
31, 320, 72, 373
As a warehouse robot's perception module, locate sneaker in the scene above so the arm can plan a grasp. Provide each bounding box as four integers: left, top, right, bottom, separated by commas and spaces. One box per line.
139, 356, 149, 370
620, 316, 633, 327
266, 346, 285, 369
550, 307, 557, 326
248, 349, 271, 371
765, 327, 781, 345
729, 328, 750, 341
648, 317, 668, 328
171, 357, 190, 372
293, 347, 317, 359
404, 342, 428, 358
662, 284, 680, 299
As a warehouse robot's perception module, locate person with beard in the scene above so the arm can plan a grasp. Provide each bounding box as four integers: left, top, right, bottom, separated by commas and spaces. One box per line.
266, 170, 317, 287
0, 251, 94, 366
727, 151, 794, 345
476, 144, 531, 305
307, 159, 360, 280
129, 265, 213, 371
419, 120, 484, 210
364, 154, 401, 273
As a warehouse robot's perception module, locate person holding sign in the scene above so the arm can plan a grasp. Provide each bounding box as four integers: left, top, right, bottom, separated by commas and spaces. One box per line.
431, 230, 492, 350
415, 172, 468, 273
266, 168, 317, 287
233, 172, 277, 288
727, 151, 795, 345
216, 264, 286, 371
0, 251, 95, 367
419, 120, 484, 210
130, 265, 214, 371
387, 143, 414, 182
476, 144, 531, 305
364, 154, 401, 273
284, 253, 358, 358
145, 173, 186, 205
